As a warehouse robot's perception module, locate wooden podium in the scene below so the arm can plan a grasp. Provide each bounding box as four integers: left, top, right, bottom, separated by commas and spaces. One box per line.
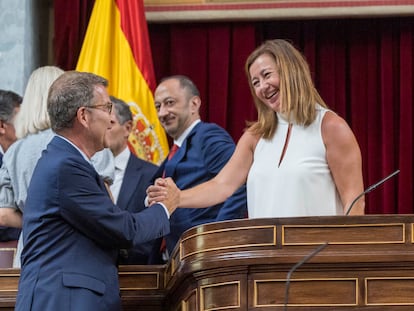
2, 215, 414, 310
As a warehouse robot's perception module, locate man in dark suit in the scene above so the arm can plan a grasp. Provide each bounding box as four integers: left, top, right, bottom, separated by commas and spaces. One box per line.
107, 96, 158, 264
151, 75, 247, 259
0, 90, 22, 242
15, 72, 179, 311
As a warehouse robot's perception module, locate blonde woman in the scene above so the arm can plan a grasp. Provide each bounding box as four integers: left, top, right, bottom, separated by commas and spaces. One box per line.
148, 39, 365, 217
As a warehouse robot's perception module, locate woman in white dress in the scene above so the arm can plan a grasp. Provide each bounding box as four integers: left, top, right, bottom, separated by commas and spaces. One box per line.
148, 39, 365, 217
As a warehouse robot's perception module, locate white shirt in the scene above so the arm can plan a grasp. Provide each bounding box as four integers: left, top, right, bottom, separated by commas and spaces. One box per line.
174, 119, 201, 147
110, 147, 130, 203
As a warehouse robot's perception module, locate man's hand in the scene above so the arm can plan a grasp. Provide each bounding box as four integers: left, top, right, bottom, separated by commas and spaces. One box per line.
147, 178, 180, 215
0, 207, 23, 228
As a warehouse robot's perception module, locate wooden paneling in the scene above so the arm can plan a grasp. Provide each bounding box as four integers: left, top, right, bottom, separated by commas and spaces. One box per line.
282, 223, 405, 245
366, 277, 414, 305
4, 216, 414, 310
256, 278, 358, 306
0, 270, 19, 311
0, 241, 17, 269
168, 215, 414, 310
180, 225, 276, 259
181, 289, 197, 311
200, 281, 240, 310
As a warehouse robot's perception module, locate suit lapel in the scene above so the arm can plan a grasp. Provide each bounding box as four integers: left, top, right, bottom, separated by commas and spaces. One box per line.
117, 155, 143, 210
164, 123, 201, 177
164, 145, 184, 177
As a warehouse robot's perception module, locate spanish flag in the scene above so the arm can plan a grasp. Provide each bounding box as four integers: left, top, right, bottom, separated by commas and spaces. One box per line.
76, 0, 168, 164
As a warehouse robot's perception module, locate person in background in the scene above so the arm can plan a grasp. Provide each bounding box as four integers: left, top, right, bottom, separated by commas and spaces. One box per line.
150, 75, 247, 261
107, 96, 158, 264
0, 66, 115, 268
148, 39, 365, 217
0, 90, 21, 160
15, 71, 178, 311
0, 90, 22, 242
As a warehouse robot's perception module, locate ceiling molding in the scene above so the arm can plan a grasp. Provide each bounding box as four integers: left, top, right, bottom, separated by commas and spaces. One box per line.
144, 1, 414, 22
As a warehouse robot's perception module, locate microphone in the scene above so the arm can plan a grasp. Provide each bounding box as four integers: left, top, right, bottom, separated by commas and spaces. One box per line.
284, 242, 328, 311
345, 169, 400, 216
283, 170, 399, 309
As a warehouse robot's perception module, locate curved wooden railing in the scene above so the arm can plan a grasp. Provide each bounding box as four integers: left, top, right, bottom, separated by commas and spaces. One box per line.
3, 215, 414, 310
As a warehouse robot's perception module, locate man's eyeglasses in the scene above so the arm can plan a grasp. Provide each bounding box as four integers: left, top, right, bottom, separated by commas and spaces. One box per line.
86, 102, 113, 114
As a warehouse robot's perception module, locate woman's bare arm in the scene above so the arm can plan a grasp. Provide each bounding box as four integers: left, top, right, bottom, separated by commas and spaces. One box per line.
0, 207, 22, 228
148, 131, 259, 208
322, 111, 365, 215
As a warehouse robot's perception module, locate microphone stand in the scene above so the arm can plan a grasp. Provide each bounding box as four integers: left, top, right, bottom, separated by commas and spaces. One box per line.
284, 242, 328, 311
345, 169, 400, 216
284, 169, 399, 309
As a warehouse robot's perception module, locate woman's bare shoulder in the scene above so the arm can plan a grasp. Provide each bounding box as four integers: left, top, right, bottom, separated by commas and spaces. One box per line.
239, 129, 261, 152
322, 111, 355, 146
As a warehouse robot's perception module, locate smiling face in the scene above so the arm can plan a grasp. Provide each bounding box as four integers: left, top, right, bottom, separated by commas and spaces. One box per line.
154, 78, 200, 140
248, 53, 281, 113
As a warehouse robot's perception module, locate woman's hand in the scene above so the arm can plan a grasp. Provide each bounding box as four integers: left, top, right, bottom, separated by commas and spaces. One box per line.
147, 178, 180, 207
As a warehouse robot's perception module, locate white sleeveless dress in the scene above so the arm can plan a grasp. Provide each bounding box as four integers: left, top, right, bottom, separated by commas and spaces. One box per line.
246, 106, 342, 218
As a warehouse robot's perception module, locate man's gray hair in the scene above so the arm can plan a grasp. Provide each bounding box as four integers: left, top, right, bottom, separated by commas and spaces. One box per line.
47, 71, 108, 132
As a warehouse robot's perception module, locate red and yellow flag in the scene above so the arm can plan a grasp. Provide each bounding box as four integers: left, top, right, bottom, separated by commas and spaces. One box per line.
76, 0, 168, 164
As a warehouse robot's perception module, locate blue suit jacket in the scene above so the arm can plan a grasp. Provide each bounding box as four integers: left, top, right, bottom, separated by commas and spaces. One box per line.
154, 122, 247, 255
15, 136, 170, 311
117, 153, 158, 264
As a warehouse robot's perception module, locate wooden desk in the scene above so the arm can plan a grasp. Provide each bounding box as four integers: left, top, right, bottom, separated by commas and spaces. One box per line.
0, 241, 17, 269
2, 215, 414, 310
166, 215, 414, 310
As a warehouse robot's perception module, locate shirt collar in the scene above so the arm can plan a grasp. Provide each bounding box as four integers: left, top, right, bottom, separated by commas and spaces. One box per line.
114, 146, 130, 171
174, 119, 201, 147
56, 134, 91, 163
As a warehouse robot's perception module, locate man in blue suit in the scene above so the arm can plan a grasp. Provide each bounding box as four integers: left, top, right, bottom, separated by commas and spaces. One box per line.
15, 72, 179, 311
107, 96, 158, 264
151, 75, 247, 259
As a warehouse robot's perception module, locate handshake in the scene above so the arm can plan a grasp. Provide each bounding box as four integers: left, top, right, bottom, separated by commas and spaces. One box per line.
147, 178, 180, 215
